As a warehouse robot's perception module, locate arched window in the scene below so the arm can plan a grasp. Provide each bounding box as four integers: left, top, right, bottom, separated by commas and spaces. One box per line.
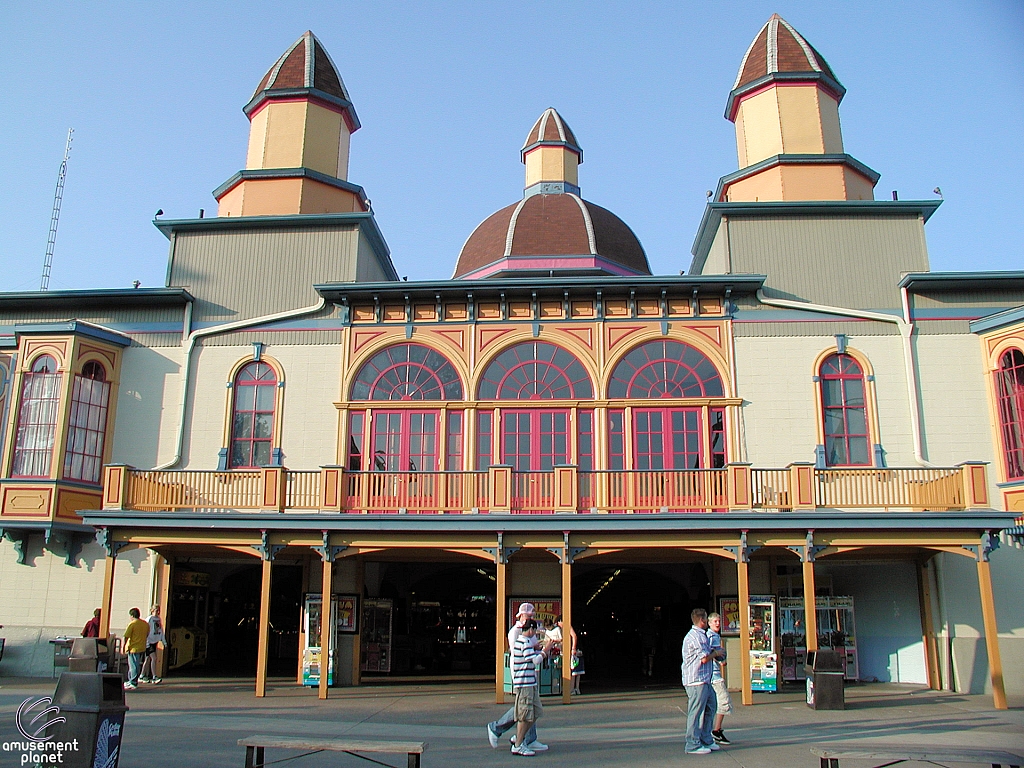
996, 348, 1024, 480
64, 361, 111, 483
478, 342, 592, 400
229, 361, 278, 469
608, 340, 724, 398
12, 355, 62, 478
351, 343, 462, 401
608, 341, 727, 470
348, 345, 463, 473
820, 353, 870, 466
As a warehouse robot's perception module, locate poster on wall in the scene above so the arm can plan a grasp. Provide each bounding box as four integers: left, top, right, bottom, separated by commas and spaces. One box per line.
336, 595, 359, 633
717, 596, 740, 635
508, 598, 561, 632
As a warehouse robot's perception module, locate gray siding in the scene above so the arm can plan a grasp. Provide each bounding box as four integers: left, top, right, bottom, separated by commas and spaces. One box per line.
911, 290, 1024, 310
733, 320, 899, 337
699, 226, 730, 274
727, 214, 929, 309
168, 226, 364, 323
0, 306, 186, 347
356, 230, 393, 282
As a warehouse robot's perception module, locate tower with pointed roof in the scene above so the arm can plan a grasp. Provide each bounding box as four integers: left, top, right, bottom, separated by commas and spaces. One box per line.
214, 31, 369, 217
718, 14, 878, 203
454, 108, 650, 279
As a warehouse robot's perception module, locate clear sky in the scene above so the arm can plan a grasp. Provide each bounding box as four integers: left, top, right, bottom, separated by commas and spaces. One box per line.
1, 1, 1022, 293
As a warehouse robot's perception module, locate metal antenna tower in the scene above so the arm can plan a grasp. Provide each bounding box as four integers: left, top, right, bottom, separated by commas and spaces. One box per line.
40, 128, 74, 291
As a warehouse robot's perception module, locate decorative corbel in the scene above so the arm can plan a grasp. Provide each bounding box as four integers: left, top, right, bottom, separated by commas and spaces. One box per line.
962, 531, 1000, 562
785, 530, 827, 562
311, 530, 348, 563
252, 529, 285, 561
96, 527, 128, 559
0, 528, 30, 565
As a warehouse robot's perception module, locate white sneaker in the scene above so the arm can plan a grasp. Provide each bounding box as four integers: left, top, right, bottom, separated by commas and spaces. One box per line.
123, 683, 136, 690
151, 677, 162, 684
487, 726, 499, 748
707, 742, 720, 751
511, 743, 536, 757
526, 740, 548, 752
686, 746, 711, 755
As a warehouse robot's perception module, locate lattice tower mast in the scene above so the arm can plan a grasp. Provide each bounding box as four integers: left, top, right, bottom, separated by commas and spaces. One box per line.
40, 128, 73, 291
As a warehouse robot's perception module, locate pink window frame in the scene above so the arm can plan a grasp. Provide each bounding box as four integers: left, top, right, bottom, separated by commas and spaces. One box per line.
996, 348, 1024, 480
501, 410, 570, 471
371, 410, 440, 472
819, 354, 871, 467
229, 361, 277, 469
632, 407, 703, 470
351, 343, 463, 401
63, 361, 111, 484
12, 354, 62, 479
478, 342, 593, 400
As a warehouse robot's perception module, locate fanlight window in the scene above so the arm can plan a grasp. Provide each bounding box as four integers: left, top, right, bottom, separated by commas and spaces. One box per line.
230, 361, 277, 469
478, 342, 592, 400
820, 353, 870, 466
64, 361, 111, 483
12, 355, 62, 478
352, 344, 463, 401
608, 340, 724, 398
996, 348, 1024, 480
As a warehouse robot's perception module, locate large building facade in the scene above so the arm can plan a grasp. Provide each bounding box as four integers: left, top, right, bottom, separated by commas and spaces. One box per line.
1, 20, 1022, 708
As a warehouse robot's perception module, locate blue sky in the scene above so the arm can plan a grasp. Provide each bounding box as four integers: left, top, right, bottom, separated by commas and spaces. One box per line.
1, 1, 1022, 292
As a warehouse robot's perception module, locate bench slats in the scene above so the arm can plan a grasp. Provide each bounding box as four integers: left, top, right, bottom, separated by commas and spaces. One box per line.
238, 735, 426, 754
812, 742, 1023, 765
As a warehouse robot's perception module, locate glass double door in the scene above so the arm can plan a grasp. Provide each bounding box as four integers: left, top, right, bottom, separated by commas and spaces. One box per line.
501, 410, 569, 471
633, 408, 703, 470
372, 411, 439, 472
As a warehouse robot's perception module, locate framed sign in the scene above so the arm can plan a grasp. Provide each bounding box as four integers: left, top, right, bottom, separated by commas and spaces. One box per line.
336, 595, 359, 634
717, 596, 740, 636
508, 598, 561, 631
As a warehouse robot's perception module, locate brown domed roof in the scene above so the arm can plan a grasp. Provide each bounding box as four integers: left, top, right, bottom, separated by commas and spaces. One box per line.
521, 108, 582, 161
728, 15, 844, 117
245, 31, 359, 130
454, 193, 650, 279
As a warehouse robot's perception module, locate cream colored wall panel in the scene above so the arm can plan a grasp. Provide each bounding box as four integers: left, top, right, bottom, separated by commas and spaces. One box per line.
262, 101, 307, 169
113, 345, 184, 469
737, 89, 784, 166
701, 226, 729, 274
777, 86, 826, 154
302, 103, 344, 177
818, 91, 844, 154
245, 107, 271, 169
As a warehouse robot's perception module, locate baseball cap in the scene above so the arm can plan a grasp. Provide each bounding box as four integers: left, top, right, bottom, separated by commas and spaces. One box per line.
517, 602, 536, 617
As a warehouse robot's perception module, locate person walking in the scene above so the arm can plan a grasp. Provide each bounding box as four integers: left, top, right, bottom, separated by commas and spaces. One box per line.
140, 605, 166, 684
123, 608, 149, 690
487, 603, 548, 752
706, 612, 733, 745
510, 619, 547, 757
682, 608, 721, 755
81, 608, 101, 638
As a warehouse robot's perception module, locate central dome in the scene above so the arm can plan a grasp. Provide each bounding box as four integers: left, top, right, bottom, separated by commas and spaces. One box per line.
454, 108, 650, 280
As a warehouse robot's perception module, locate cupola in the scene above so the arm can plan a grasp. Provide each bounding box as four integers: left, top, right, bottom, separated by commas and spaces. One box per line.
454, 109, 650, 279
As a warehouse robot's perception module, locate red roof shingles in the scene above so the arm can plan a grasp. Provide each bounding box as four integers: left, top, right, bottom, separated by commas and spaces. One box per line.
734, 16, 839, 92
253, 32, 348, 100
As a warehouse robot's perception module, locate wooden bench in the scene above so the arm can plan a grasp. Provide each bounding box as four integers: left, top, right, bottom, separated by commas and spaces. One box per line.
812, 742, 1023, 768
239, 735, 426, 768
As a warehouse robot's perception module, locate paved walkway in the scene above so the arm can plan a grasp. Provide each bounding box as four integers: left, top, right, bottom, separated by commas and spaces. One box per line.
1, 677, 1021, 767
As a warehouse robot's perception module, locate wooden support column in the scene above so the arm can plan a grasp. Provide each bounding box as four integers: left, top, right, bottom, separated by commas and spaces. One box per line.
99, 553, 116, 639
352, 558, 363, 686
155, 555, 172, 678
495, 554, 507, 704
977, 557, 1008, 710
255, 558, 272, 698
298, 555, 310, 685
319, 555, 334, 700
916, 558, 940, 690
561, 548, 572, 704
802, 560, 818, 653
737, 558, 752, 706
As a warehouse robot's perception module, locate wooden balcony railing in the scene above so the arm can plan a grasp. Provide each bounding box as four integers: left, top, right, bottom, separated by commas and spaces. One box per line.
100, 461, 991, 515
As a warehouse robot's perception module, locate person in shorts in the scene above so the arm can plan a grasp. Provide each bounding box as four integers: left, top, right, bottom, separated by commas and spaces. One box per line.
511, 619, 547, 756
707, 612, 733, 744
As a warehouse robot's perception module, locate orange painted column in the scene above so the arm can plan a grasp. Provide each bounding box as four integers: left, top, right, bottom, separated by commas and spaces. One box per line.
255, 558, 272, 698
738, 559, 752, 706
916, 559, 940, 690
495, 556, 507, 704
352, 558, 363, 687
99, 553, 116, 639
156, 556, 172, 678
561, 555, 572, 705
802, 560, 818, 653
319, 556, 334, 700
976, 559, 1008, 710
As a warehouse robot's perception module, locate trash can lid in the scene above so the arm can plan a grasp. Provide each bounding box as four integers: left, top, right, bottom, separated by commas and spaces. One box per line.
53, 673, 127, 708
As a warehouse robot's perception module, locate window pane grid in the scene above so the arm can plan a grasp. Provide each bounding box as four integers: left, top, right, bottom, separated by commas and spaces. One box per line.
12, 356, 62, 478
352, 343, 463, 401
479, 342, 593, 400
229, 362, 277, 469
63, 374, 111, 483
996, 348, 1024, 480
820, 354, 871, 467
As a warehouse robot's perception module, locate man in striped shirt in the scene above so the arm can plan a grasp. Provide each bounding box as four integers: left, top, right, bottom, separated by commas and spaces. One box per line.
511, 618, 548, 757
681, 608, 721, 755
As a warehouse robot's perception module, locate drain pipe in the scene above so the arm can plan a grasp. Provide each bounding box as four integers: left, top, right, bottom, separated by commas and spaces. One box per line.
755, 289, 933, 467
153, 295, 327, 470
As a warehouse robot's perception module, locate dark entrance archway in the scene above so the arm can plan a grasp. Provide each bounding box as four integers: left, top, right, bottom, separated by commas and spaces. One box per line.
572, 561, 711, 689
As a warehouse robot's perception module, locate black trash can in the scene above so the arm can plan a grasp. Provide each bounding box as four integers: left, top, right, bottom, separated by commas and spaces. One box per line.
68, 638, 110, 673
805, 649, 845, 710
48, 672, 129, 768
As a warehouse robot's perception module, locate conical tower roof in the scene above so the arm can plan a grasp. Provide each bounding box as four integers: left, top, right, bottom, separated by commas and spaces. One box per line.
521, 108, 582, 162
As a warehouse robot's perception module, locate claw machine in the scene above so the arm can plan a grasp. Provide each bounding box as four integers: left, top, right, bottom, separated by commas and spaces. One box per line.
360, 598, 393, 674
748, 595, 778, 692
779, 596, 857, 682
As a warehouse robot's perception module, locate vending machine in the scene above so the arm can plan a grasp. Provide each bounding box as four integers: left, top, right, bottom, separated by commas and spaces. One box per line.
302, 593, 335, 687
778, 596, 858, 682
360, 598, 394, 673
748, 595, 778, 692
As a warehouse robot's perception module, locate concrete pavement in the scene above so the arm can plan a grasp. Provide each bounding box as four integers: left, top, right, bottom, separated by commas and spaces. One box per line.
1, 677, 1021, 767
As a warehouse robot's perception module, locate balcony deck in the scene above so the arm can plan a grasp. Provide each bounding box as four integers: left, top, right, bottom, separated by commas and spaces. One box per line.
97, 462, 991, 515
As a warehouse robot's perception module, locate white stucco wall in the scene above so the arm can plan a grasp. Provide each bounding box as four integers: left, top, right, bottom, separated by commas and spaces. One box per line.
0, 538, 154, 677
113, 345, 185, 470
